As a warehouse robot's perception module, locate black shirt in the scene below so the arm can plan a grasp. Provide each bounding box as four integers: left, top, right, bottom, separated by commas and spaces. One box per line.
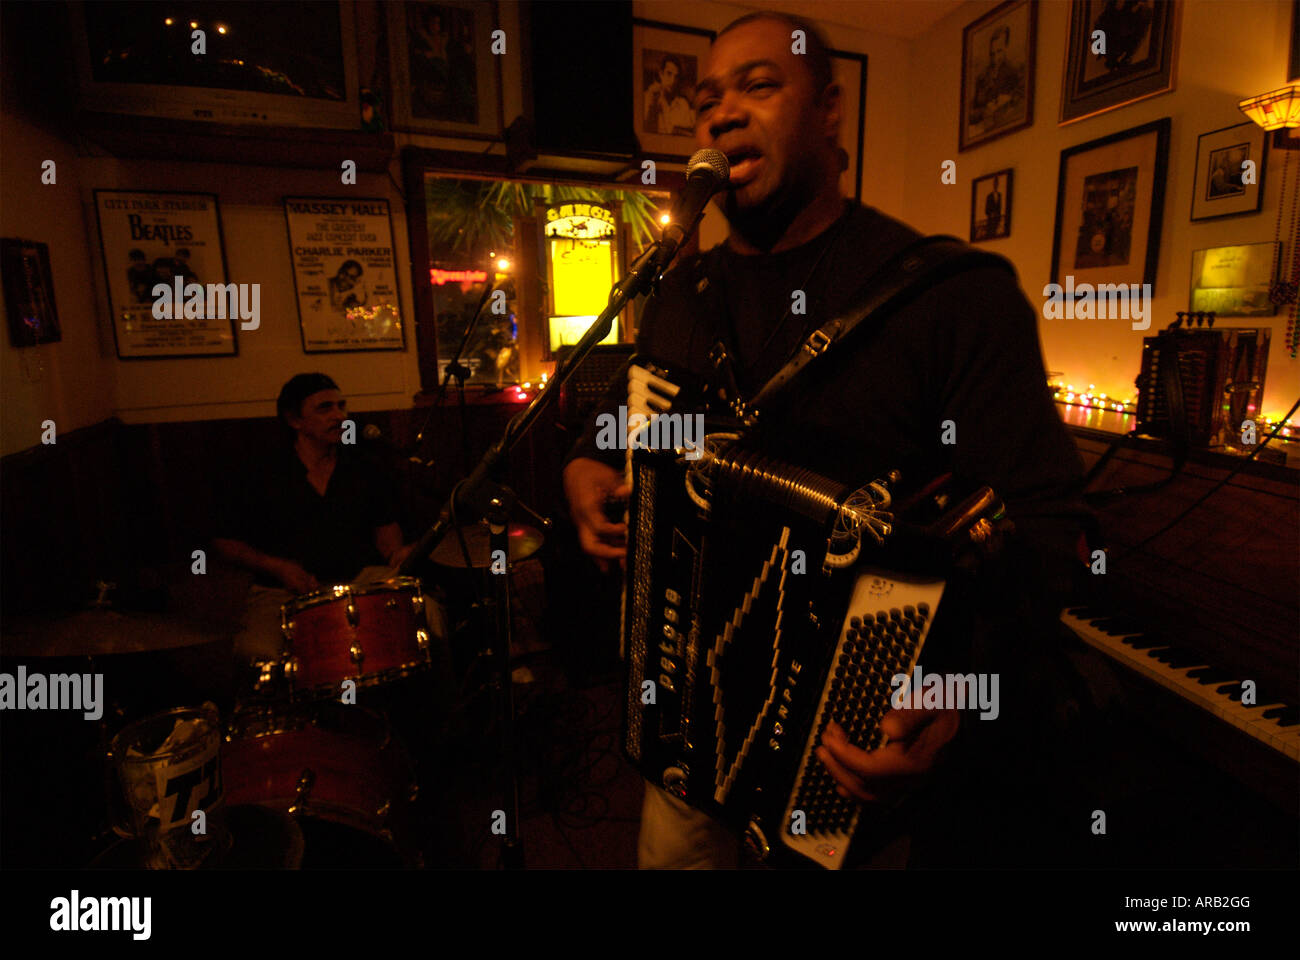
572, 200, 1089, 562
215, 444, 398, 587
569, 202, 1097, 863
569, 198, 1094, 701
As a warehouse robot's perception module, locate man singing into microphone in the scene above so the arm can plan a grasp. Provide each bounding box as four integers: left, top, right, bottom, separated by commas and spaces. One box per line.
563, 12, 1091, 868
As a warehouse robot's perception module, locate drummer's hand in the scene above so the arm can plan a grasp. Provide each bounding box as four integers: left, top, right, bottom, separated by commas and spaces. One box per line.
562, 457, 628, 574
386, 544, 414, 570
275, 560, 321, 595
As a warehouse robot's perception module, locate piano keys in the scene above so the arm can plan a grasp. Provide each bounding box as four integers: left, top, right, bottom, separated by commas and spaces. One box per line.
1063, 425, 1299, 816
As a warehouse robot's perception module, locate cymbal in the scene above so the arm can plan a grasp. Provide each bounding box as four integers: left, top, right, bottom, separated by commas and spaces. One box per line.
429, 523, 544, 569
1, 609, 231, 658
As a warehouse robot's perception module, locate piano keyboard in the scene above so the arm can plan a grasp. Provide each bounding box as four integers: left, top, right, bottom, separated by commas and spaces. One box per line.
1060, 607, 1300, 762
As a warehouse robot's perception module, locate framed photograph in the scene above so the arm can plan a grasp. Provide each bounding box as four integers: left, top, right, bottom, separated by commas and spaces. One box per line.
1291, 0, 1300, 81
830, 49, 869, 202
284, 198, 405, 353
971, 169, 1014, 242
1060, 0, 1180, 125
388, 0, 503, 139
1190, 122, 1268, 222
959, 1, 1037, 151
1050, 117, 1171, 293
92, 190, 235, 360
633, 19, 715, 161
1, 238, 61, 347
1189, 242, 1281, 316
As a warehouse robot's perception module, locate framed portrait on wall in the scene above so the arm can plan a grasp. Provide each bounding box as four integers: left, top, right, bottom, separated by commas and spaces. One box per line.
830, 49, 868, 201
284, 197, 405, 354
1050, 118, 1171, 293
1, 238, 61, 347
388, 0, 503, 139
632, 19, 715, 162
1190, 122, 1268, 222
959, 0, 1036, 151
971, 169, 1014, 242
1060, 0, 1180, 125
92, 190, 235, 360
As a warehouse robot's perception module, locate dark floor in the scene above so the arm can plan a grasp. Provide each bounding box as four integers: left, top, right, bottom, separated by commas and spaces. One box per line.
448, 656, 644, 870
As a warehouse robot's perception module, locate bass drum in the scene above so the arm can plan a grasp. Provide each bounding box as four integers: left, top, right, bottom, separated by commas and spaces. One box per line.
223, 701, 420, 867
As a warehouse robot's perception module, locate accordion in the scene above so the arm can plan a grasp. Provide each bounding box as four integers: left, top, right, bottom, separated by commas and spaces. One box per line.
619, 363, 957, 869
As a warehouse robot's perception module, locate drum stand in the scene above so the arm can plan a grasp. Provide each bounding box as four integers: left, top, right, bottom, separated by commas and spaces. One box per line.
398, 238, 679, 869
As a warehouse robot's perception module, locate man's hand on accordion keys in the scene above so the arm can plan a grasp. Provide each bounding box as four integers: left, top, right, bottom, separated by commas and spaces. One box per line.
563, 457, 631, 573
816, 708, 961, 803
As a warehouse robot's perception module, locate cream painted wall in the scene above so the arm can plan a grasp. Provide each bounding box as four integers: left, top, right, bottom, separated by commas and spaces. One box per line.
0, 108, 114, 456
905, 0, 1298, 420
76, 157, 419, 425
0, 0, 529, 440
6, 0, 1294, 450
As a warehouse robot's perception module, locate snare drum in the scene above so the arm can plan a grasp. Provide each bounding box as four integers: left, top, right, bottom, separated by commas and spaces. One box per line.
280, 577, 431, 695
223, 701, 417, 865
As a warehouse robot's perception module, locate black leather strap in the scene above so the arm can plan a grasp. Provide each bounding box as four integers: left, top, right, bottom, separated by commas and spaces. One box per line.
744, 235, 1014, 421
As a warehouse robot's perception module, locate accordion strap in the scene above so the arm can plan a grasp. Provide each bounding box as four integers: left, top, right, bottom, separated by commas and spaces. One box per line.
743, 235, 1014, 422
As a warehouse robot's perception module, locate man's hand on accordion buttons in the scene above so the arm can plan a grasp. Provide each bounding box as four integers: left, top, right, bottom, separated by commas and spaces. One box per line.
562, 457, 630, 574
816, 708, 961, 803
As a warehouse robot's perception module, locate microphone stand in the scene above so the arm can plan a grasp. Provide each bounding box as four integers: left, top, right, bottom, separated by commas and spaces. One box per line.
398, 238, 675, 869
412, 276, 505, 474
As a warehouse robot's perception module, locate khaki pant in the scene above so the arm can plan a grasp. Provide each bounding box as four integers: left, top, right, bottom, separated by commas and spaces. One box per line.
637, 781, 742, 869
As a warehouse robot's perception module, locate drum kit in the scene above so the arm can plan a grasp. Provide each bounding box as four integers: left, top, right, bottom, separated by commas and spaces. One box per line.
2, 521, 544, 870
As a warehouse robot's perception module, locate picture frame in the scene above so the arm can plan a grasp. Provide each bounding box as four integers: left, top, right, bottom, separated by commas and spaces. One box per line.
1291, 0, 1300, 81
1190, 121, 1268, 222
283, 197, 406, 354
92, 190, 236, 360
1060, 0, 1180, 125
1050, 117, 1171, 294
829, 49, 869, 202
387, 0, 503, 140
1, 238, 61, 347
1189, 241, 1281, 317
971, 169, 1014, 242
959, 1, 1037, 152
632, 18, 715, 162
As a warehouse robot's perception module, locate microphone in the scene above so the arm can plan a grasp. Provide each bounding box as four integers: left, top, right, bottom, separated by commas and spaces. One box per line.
363, 423, 436, 472
655, 148, 729, 272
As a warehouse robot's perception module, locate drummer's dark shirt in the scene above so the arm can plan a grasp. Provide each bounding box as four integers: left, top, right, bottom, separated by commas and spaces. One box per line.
215, 444, 397, 587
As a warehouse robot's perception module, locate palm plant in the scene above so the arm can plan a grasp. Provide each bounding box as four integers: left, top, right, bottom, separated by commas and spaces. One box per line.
425, 177, 664, 257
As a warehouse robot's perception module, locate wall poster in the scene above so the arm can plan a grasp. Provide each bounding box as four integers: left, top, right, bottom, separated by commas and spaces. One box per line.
284, 197, 405, 353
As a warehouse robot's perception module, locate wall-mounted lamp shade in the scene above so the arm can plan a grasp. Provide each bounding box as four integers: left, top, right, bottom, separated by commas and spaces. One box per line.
1239, 83, 1300, 130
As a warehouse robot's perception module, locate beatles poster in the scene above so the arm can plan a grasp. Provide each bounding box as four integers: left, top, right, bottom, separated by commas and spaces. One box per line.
284, 197, 405, 353
93, 190, 234, 359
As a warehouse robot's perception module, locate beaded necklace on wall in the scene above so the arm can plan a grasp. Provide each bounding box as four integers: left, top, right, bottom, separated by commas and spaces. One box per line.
1268, 145, 1300, 358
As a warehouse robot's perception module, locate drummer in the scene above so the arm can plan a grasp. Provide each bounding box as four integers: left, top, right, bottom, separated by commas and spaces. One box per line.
212, 373, 419, 663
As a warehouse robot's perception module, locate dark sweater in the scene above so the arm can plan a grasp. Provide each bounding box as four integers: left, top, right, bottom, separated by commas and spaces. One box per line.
570, 200, 1089, 564
569, 201, 1096, 863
